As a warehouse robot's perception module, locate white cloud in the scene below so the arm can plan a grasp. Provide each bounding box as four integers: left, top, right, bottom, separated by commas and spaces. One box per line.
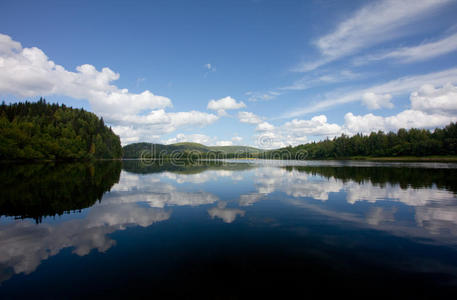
255, 83, 457, 147
0, 33, 219, 145
232, 136, 243, 143
256, 121, 275, 131
355, 32, 457, 64
282, 70, 360, 91
284, 115, 342, 136
246, 90, 280, 102
164, 133, 212, 145
204, 63, 216, 76
344, 110, 457, 135
207, 96, 246, 115
297, 0, 451, 71
163, 133, 237, 146
215, 140, 233, 146
283, 68, 457, 118
362, 92, 394, 110
344, 83, 457, 134
109, 110, 218, 144
0, 33, 172, 115
254, 115, 342, 148
259, 105, 456, 148
238, 111, 263, 124
410, 83, 457, 114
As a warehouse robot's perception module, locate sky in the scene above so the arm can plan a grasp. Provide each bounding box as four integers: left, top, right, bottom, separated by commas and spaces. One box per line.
1, 0, 457, 148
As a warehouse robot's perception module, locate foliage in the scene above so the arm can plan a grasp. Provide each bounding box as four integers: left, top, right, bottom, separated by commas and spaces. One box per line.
262, 122, 457, 159
0, 99, 123, 160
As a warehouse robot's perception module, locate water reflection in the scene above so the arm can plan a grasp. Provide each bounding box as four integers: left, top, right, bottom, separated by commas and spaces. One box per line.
0, 161, 121, 222
249, 165, 457, 240
1, 160, 457, 292
208, 202, 245, 223
0, 204, 169, 282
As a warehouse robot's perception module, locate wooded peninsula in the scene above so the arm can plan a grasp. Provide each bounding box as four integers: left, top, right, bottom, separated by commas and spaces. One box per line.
0, 99, 122, 160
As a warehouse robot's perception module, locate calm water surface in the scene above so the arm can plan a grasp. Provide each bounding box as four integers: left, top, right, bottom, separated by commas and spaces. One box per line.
1, 160, 457, 298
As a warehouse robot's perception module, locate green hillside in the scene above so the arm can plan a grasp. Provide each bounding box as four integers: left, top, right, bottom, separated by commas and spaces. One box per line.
123, 142, 263, 159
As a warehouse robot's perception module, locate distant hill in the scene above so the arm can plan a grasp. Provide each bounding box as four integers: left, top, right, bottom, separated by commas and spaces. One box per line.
123, 142, 263, 159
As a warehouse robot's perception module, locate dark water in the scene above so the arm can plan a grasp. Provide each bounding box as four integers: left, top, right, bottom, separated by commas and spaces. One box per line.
1, 160, 457, 298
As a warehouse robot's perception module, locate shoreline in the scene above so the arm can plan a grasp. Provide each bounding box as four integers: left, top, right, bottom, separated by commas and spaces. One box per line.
2, 155, 457, 163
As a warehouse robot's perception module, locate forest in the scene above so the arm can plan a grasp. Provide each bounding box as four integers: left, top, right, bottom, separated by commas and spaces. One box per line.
262, 122, 457, 160
0, 99, 123, 160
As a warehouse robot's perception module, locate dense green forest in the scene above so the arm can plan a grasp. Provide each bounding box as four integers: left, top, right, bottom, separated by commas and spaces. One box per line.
0, 161, 121, 223
0, 99, 123, 160
262, 122, 457, 160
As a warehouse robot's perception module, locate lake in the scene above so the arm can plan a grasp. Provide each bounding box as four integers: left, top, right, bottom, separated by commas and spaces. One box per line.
1, 159, 457, 298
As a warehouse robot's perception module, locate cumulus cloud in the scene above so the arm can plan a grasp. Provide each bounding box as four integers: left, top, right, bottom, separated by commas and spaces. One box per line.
207, 96, 246, 116
238, 111, 263, 124
0, 33, 219, 144
283, 115, 342, 136
410, 83, 457, 114
343, 83, 457, 134
164, 133, 212, 145
215, 140, 233, 146
163, 133, 237, 146
254, 83, 457, 147
344, 110, 457, 135
362, 92, 394, 110
256, 121, 275, 131
260, 104, 456, 148
0, 34, 171, 115
254, 115, 343, 148
232, 136, 243, 143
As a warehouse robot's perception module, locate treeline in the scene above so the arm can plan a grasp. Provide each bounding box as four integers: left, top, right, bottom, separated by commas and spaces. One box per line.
0, 99, 123, 160
262, 122, 457, 159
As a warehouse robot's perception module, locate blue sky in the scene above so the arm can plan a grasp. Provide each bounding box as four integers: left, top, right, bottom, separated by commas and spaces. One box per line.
1, 0, 457, 147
